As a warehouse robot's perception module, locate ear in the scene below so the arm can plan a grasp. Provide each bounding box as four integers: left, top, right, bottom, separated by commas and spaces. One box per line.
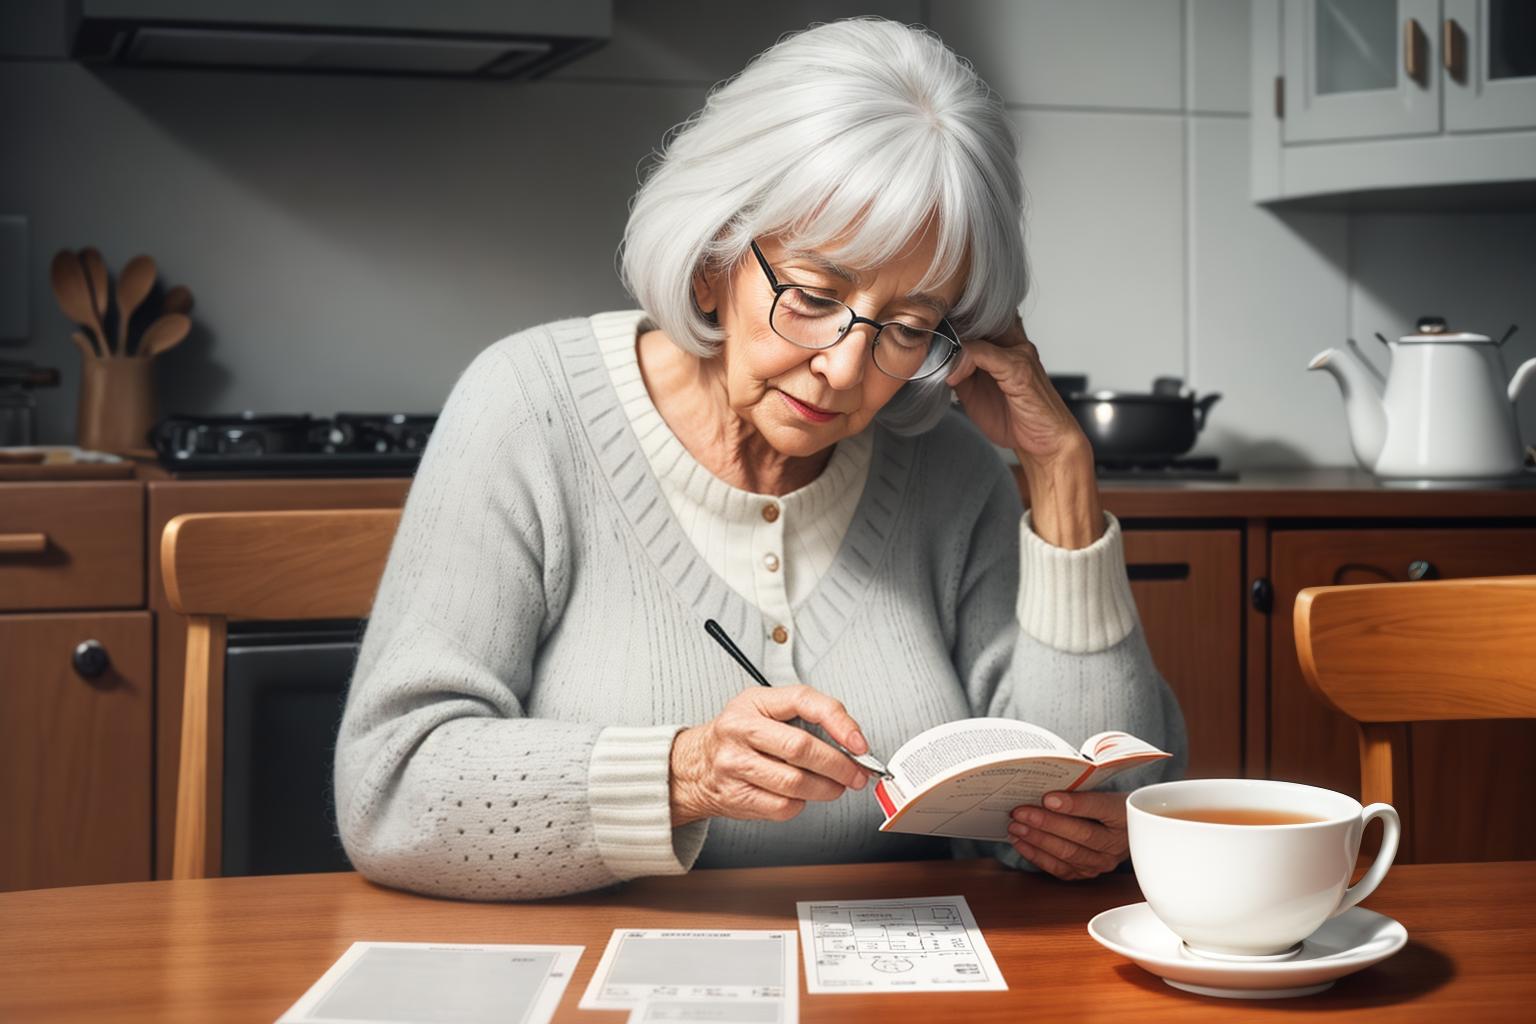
690, 269, 718, 318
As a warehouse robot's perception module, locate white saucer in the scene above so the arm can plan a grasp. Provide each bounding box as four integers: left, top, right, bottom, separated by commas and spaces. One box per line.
1087, 902, 1407, 999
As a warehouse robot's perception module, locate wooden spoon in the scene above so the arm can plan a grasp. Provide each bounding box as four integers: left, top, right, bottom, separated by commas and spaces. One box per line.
49, 250, 107, 356
70, 331, 96, 360
79, 247, 113, 353
138, 313, 191, 359
115, 254, 157, 354
161, 284, 194, 317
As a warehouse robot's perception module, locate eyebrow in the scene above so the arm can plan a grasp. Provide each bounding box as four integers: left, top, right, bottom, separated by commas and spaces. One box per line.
780, 248, 951, 316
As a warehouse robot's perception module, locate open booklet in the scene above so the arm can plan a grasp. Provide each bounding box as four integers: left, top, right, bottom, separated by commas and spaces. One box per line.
872, 717, 1170, 841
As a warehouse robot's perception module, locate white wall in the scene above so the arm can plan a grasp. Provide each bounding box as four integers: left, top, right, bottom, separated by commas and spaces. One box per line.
3, 0, 1532, 463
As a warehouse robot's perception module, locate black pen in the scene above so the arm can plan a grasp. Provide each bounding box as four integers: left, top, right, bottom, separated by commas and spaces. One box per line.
704, 618, 892, 780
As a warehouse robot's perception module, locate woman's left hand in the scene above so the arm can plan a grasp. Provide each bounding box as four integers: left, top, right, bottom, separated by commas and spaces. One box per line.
947, 314, 1104, 550
1007, 790, 1129, 881
945, 313, 1086, 467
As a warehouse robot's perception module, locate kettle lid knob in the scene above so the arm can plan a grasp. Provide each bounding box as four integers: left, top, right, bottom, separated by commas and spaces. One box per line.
1416, 315, 1448, 334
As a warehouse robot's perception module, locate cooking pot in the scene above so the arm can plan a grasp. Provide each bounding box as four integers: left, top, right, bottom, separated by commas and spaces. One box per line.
1057, 376, 1221, 462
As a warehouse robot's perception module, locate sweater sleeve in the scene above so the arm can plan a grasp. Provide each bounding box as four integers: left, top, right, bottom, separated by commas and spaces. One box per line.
333, 340, 706, 901
948, 466, 1188, 868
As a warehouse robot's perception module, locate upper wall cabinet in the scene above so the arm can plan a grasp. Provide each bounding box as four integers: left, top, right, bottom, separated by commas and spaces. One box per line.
1252, 0, 1536, 205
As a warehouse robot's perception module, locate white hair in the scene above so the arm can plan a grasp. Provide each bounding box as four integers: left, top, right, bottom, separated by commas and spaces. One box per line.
619, 17, 1028, 435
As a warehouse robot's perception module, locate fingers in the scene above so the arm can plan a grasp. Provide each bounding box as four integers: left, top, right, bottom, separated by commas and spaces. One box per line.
1008, 824, 1123, 879
748, 719, 867, 791
1044, 790, 1129, 828
755, 685, 867, 756
1011, 804, 1127, 856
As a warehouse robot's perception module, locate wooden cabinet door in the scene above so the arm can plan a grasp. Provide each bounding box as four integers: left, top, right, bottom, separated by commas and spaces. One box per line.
1124, 530, 1243, 780
1271, 528, 1536, 862
0, 612, 152, 890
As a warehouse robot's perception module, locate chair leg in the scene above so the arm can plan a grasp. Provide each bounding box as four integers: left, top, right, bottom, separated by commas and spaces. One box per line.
1359, 722, 1412, 865
172, 616, 226, 880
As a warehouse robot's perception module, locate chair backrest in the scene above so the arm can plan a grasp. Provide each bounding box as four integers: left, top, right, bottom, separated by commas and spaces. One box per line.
161, 508, 401, 879
1294, 574, 1536, 861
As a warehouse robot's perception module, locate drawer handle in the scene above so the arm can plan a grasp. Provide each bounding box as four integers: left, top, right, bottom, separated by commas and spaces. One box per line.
72, 640, 112, 680
1127, 563, 1191, 582
0, 532, 49, 555
1407, 560, 1439, 581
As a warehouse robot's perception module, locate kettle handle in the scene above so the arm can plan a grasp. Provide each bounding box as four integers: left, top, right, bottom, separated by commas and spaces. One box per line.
1510, 357, 1536, 405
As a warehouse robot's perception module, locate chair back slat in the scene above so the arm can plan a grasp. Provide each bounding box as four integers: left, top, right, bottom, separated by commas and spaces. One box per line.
1295, 575, 1536, 723
162, 509, 401, 620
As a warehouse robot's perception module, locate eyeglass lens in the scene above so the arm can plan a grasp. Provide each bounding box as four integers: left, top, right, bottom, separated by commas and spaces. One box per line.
771, 287, 953, 381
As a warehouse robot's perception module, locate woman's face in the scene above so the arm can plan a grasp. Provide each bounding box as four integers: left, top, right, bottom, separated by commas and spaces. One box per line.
695, 228, 965, 459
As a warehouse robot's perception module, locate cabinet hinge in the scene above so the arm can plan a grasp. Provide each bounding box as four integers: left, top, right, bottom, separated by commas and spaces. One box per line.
1274, 76, 1284, 119
1250, 578, 1274, 614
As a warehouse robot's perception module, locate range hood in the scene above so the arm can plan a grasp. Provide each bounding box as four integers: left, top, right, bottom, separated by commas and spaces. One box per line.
71, 0, 611, 79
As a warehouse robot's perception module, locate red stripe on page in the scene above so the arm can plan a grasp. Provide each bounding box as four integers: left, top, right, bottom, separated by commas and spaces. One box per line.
874, 780, 897, 818
1065, 765, 1097, 791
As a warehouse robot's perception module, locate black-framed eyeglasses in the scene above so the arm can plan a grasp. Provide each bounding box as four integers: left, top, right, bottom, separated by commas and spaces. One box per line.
750, 241, 960, 383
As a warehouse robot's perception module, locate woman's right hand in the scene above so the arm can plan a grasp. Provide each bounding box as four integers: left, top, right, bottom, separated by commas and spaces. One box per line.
669, 685, 871, 826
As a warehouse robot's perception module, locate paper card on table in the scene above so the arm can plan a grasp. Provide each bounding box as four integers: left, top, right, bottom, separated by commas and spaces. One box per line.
277, 941, 582, 1024
579, 929, 798, 1015
626, 1000, 795, 1023
795, 895, 1007, 993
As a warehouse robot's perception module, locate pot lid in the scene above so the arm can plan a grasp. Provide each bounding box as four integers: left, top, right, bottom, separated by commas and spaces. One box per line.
1399, 315, 1491, 344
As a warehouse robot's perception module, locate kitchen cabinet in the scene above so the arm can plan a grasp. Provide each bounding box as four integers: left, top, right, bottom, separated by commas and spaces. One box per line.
1253, 0, 1536, 204
1445, 0, 1536, 132
1123, 530, 1244, 780
1269, 527, 1536, 863
0, 612, 152, 891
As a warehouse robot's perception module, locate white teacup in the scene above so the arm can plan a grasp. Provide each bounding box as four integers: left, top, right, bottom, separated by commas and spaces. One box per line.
1127, 778, 1400, 958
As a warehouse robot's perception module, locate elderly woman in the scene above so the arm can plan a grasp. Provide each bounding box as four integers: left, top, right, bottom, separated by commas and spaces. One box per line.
335, 17, 1186, 901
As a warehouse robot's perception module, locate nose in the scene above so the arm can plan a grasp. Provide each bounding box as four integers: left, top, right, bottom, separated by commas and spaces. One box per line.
810, 321, 875, 390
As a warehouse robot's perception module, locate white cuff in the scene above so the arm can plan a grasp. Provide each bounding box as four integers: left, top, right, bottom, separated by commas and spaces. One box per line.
588, 725, 710, 881
1016, 510, 1140, 654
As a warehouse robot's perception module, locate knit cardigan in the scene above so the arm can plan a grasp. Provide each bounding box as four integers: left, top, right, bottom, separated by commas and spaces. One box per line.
333, 315, 1188, 900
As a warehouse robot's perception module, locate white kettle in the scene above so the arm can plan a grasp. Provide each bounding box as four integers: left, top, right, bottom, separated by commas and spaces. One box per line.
1309, 317, 1536, 484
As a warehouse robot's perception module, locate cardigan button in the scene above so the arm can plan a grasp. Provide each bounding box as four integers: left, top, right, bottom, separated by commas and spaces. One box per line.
771, 625, 789, 644
763, 553, 780, 572
761, 503, 780, 523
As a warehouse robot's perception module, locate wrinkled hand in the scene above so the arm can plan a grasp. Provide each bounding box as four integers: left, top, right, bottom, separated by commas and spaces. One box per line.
669, 685, 870, 827
1008, 790, 1129, 881
945, 313, 1089, 467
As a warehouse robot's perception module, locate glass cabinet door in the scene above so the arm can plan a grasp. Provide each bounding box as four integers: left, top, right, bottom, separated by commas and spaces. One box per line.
1283, 0, 1441, 143
1445, 0, 1536, 131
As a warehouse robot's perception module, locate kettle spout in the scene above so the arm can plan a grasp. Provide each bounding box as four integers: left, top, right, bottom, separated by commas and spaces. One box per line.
1309, 347, 1387, 469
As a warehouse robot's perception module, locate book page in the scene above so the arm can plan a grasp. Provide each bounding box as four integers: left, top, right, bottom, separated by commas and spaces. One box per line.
878, 756, 1090, 840
1078, 730, 1168, 764
885, 717, 1077, 794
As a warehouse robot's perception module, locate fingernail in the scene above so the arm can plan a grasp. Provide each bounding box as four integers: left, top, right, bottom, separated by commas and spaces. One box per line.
1009, 823, 1028, 837
1045, 793, 1066, 811
853, 773, 867, 790
849, 731, 868, 754
1024, 810, 1042, 826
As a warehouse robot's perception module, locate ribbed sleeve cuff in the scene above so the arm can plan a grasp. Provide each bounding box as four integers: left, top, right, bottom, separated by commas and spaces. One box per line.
1016, 510, 1140, 654
588, 724, 709, 881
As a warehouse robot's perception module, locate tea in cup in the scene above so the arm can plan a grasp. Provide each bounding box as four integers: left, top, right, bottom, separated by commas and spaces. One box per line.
1126, 778, 1400, 958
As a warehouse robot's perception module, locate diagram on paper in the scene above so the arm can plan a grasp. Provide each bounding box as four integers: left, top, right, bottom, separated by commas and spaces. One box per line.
794, 896, 1007, 993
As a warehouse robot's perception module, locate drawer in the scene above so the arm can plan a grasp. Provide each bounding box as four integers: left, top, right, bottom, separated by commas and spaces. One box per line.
0, 482, 143, 611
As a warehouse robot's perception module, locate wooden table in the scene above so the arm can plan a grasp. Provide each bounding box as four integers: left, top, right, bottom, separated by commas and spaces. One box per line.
2, 858, 1532, 1022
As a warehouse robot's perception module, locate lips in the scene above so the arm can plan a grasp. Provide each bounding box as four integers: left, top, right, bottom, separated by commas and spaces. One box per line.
777, 390, 841, 422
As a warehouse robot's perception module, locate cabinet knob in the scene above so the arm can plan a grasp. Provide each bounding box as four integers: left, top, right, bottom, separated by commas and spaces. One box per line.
1407, 560, 1439, 581
72, 639, 112, 679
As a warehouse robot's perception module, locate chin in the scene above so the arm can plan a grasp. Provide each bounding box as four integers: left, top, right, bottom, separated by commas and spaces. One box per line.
759, 418, 846, 459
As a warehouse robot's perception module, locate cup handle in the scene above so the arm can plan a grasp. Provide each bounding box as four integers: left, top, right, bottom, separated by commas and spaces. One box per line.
1331, 802, 1401, 918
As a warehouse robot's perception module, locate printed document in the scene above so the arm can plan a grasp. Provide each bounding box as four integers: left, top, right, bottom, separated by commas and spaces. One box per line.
580, 929, 797, 1023
278, 941, 582, 1024
795, 895, 1006, 993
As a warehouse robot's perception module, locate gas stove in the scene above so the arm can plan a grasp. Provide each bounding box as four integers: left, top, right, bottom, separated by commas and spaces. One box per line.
1095, 455, 1238, 481
150, 412, 437, 476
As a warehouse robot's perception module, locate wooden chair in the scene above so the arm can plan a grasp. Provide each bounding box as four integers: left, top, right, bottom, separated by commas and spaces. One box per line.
161, 508, 401, 880
1295, 575, 1536, 861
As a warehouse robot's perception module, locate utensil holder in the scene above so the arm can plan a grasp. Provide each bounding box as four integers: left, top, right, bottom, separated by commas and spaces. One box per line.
76, 354, 156, 454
